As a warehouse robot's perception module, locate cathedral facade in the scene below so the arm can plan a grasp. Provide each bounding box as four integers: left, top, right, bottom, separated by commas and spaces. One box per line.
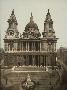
4, 9, 58, 67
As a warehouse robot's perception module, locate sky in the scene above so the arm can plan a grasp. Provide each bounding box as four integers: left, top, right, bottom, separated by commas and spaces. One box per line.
0, 0, 67, 49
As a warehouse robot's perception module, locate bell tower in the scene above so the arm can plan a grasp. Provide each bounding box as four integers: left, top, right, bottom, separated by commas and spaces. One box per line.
42, 9, 58, 66
4, 9, 19, 52
42, 9, 57, 52
5, 9, 19, 39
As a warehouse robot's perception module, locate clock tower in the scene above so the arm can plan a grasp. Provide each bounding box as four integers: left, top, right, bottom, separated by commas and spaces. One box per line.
42, 9, 58, 66
42, 9, 58, 52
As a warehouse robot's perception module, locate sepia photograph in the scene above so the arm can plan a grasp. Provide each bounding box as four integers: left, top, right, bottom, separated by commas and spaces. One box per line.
0, 0, 67, 90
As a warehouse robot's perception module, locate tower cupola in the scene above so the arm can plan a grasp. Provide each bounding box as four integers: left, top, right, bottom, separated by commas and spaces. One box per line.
7, 9, 18, 29
46, 9, 51, 21
42, 9, 55, 38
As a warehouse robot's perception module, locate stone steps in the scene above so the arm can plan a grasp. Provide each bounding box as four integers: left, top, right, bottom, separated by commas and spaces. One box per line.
14, 66, 46, 71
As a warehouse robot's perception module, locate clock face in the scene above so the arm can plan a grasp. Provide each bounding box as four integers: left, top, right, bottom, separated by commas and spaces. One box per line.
10, 31, 14, 36
48, 32, 53, 37
48, 30, 53, 37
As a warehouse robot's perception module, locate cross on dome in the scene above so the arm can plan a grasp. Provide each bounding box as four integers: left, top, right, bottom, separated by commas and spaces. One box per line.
11, 9, 14, 15
30, 12, 33, 22
47, 9, 50, 15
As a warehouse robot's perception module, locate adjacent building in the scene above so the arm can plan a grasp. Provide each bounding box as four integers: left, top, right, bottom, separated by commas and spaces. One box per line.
57, 47, 67, 65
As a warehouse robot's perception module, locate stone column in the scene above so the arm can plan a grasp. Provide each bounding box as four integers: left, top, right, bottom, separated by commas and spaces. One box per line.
26, 55, 29, 65
32, 42, 33, 51
5, 43, 8, 51
27, 55, 29, 65
14, 43, 17, 52
38, 42, 39, 51
22, 42, 23, 51
38, 55, 39, 66
28, 42, 29, 51
40, 42, 41, 51
12, 44, 14, 52
8, 44, 10, 51
33, 42, 35, 51
16, 43, 17, 51
43, 56, 44, 66
26, 42, 27, 51
40, 55, 42, 66
7, 43, 8, 51
20, 43, 21, 51
32, 55, 35, 66
43, 55, 46, 66
44, 55, 46, 70
45, 55, 46, 66
55, 43, 56, 51
26, 55, 27, 65
21, 42, 22, 51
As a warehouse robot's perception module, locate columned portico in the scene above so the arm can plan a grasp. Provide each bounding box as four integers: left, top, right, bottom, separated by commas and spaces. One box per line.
23, 55, 48, 66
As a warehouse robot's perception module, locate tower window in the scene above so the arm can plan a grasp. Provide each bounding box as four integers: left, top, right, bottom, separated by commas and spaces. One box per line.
49, 30, 52, 33
49, 23, 52, 28
10, 32, 12, 35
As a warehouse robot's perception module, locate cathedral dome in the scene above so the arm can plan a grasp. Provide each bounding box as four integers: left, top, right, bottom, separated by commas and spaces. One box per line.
25, 13, 38, 30
26, 21, 38, 29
